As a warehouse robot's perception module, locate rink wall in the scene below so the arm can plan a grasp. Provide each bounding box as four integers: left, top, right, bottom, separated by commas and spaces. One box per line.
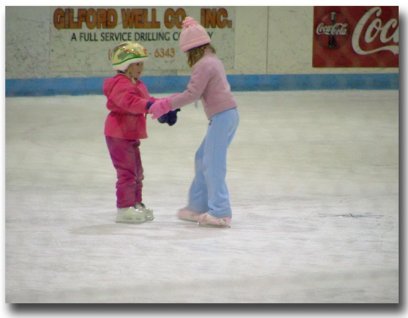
6, 74, 398, 96
6, 6, 399, 96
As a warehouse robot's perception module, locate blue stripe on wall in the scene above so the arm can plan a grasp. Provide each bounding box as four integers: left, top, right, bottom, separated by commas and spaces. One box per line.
6, 73, 398, 97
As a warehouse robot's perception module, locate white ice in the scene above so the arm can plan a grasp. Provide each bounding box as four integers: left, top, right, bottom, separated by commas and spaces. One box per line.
5, 90, 398, 303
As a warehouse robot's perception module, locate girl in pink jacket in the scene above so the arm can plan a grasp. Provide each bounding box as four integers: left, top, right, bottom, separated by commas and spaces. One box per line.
149, 17, 239, 228
104, 42, 178, 224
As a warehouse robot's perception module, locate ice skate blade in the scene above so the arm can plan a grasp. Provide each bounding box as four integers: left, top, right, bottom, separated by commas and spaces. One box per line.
115, 219, 147, 224
115, 214, 147, 224
178, 217, 199, 223
198, 222, 231, 228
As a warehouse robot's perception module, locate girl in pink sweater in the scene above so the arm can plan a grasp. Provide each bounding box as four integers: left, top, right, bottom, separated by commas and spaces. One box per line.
149, 17, 239, 228
104, 42, 179, 224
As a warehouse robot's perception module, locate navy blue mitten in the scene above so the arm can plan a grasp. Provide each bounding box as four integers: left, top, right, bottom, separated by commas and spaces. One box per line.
146, 100, 180, 126
159, 109, 180, 126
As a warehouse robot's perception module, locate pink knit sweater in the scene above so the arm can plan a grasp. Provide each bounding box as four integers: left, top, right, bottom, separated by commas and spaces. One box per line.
169, 49, 237, 119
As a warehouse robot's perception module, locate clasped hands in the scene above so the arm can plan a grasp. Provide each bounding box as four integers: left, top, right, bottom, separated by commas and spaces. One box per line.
146, 98, 180, 126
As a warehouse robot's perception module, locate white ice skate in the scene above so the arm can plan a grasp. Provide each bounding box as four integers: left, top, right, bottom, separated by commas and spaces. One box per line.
197, 213, 231, 228
177, 207, 201, 222
135, 203, 154, 221
116, 207, 147, 224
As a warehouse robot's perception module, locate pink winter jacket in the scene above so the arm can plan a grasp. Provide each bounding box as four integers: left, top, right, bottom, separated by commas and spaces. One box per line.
169, 49, 237, 119
103, 74, 152, 140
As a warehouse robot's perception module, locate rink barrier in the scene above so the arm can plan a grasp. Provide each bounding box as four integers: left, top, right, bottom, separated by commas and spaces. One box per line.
6, 73, 398, 96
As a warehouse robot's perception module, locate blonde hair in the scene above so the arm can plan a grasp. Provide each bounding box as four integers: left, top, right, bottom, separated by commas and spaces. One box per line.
187, 44, 216, 67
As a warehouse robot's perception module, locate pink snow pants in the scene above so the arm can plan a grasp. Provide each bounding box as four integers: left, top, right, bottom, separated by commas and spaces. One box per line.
105, 136, 144, 208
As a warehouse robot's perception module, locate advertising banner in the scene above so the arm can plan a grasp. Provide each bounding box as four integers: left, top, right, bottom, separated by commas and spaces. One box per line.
313, 6, 399, 67
50, 7, 235, 74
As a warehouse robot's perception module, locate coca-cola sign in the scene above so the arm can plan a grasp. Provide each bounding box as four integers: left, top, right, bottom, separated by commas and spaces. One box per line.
313, 6, 399, 67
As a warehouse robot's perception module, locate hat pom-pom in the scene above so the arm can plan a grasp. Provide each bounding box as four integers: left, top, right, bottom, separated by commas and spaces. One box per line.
182, 16, 198, 29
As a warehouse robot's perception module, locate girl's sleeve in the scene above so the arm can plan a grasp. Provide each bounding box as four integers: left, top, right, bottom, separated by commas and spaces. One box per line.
110, 81, 150, 115
169, 62, 212, 109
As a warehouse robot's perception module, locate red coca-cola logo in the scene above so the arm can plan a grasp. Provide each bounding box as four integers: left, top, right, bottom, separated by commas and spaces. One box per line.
313, 6, 399, 67
315, 11, 349, 49
351, 7, 399, 56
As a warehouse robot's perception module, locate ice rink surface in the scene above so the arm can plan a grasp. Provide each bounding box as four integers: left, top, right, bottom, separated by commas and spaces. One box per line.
5, 90, 398, 303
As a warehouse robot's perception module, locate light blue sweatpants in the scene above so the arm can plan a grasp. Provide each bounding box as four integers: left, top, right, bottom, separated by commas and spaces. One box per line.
187, 108, 239, 218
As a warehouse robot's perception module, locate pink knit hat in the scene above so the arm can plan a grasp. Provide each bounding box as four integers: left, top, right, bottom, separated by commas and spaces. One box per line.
179, 17, 211, 52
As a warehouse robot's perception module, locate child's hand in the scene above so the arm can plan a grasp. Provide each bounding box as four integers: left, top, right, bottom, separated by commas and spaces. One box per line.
148, 98, 172, 119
